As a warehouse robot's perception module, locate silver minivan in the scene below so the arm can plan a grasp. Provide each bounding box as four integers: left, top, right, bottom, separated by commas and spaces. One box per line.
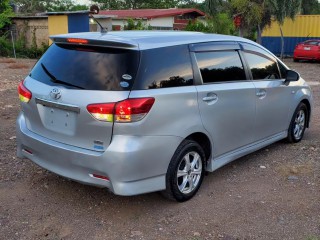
17, 31, 313, 201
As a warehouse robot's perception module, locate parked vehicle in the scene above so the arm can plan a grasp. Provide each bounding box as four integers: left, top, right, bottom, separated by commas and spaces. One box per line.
17, 31, 313, 202
293, 39, 320, 62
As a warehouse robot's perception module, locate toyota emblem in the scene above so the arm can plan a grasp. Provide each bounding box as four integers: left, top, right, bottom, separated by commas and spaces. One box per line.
50, 88, 61, 100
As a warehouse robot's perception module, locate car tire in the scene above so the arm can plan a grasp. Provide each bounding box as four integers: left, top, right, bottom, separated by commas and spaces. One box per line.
287, 102, 308, 143
293, 58, 299, 62
162, 140, 206, 202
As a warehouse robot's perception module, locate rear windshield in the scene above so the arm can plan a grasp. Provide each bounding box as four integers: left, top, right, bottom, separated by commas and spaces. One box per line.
30, 43, 139, 91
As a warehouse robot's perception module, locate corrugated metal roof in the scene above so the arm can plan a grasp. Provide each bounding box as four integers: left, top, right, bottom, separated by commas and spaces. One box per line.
262, 15, 320, 37
99, 8, 205, 19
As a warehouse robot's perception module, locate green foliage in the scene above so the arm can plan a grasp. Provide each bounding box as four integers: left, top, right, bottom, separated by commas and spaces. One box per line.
0, 0, 14, 29
301, 0, 320, 14
185, 14, 235, 35
179, 0, 207, 13
0, 33, 48, 58
47, 0, 88, 12
231, 0, 263, 29
205, 0, 226, 16
14, 0, 88, 14
124, 18, 152, 30
185, 20, 213, 32
268, 0, 302, 25
211, 13, 235, 35
13, 0, 47, 14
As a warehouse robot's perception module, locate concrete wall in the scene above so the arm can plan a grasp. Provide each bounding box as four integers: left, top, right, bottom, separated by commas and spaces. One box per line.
112, 17, 174, 30
12, 17, 49, 48
149, 17, 174, 28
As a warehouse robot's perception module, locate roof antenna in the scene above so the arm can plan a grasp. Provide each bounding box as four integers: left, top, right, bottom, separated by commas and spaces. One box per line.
89, 5, 108, 33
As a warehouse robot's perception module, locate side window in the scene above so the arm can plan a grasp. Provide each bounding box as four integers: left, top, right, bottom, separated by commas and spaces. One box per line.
132, 45, 194, 90
244, 52, 281, 80
195, 51, 246, 83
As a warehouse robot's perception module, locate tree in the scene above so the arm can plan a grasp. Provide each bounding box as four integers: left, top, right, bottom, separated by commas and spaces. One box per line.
13, 0, 48, 14
230, 0, 263, 37
14, 0, 88, 14
301, 0, 320, 15
47, 0, 88, 12
185, 14, 235, 34
205, 0, 227, 16
268, 0, 302, 58
0, 0, 14, 29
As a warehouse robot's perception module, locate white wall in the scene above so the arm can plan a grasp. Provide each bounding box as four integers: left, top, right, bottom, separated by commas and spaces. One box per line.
149, 17, 174, 28
111, 17, 175, 30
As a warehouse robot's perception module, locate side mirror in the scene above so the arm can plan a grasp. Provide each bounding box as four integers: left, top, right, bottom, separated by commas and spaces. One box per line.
285, 70, 300, 82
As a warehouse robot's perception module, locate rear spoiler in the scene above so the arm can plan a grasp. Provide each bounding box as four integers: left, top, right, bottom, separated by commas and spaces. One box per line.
50, 36, 138, 49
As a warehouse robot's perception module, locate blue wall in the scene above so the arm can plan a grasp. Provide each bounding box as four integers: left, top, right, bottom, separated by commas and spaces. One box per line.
261, 37, 319, 56
68, 14, 89, 33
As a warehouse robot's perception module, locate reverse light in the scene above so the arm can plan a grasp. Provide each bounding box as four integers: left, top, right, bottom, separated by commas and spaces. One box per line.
18, 80, 32, 103
86, 98, 155, 123
67, 38, 88, 44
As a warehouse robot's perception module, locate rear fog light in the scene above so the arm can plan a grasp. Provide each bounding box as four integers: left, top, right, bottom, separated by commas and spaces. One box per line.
23, 148, 33, 155
91, 174, 110, 181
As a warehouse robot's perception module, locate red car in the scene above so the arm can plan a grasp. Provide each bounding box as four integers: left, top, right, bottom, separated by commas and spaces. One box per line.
293, 39, 320, 62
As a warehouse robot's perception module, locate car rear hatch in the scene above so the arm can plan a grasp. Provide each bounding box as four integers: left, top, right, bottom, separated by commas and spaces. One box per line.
20, 37, 140, 152
298, 40, 320, 57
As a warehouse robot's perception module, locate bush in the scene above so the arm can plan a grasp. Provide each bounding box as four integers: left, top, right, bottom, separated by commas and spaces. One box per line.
185, 14, 235, 35
0, 33, 49, 59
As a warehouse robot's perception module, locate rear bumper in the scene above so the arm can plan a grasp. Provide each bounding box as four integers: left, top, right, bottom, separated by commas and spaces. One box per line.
16, 113, 182, 196
294, 50, 320, 60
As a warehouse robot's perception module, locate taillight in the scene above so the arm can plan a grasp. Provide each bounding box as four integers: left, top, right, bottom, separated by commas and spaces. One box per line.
86, 103, 115, 122
18, 80, 32, 103
86, 98, 155, 123
115, 98, 155, 122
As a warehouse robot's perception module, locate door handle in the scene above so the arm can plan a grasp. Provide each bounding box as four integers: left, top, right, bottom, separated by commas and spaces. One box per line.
256, 89, 266, 98
203, 96, 217, 102
202, 93, 218, 103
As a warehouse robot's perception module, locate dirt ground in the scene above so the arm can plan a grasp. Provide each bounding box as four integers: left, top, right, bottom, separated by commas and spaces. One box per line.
0, 57, 319, 240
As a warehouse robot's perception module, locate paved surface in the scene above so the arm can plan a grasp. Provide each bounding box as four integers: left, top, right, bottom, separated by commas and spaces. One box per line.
0, 58, 319, 240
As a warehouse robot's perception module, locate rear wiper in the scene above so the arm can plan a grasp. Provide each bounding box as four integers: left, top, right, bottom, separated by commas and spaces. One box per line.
41, 63, 84, 89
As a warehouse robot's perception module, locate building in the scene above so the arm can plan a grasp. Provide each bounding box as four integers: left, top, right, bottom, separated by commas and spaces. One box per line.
262, 15, 320, 56
99, 8, 206, 30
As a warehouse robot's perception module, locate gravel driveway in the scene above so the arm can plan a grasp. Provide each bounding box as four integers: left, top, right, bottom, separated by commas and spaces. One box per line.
0, 58, 319, 240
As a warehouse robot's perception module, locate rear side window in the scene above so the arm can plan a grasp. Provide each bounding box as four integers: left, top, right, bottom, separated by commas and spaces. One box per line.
305, 41, 320, 46
30, 43, 139, 91
132, 45, 193, 90
195, 51, 246, 83
244, 52, 280, 80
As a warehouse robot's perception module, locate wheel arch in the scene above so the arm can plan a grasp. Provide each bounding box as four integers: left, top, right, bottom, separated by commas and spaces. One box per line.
185, 132, 212, 166
301, 99, 311, 128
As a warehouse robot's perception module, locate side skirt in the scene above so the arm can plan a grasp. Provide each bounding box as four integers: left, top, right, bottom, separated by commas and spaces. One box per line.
207, 131, 287, 172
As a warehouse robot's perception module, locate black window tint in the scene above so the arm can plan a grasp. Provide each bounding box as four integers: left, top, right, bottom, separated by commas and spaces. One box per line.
195, 51, 246, 83
30, 44, 139, 91
305, 41, 319, 46
244, 52, 280, 80
278, 61, 288, 79
133, 45, 193, 90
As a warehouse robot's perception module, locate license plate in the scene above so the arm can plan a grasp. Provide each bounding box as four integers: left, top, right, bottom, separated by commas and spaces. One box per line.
39, 105, 77, 135
304, 47, 311, 50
